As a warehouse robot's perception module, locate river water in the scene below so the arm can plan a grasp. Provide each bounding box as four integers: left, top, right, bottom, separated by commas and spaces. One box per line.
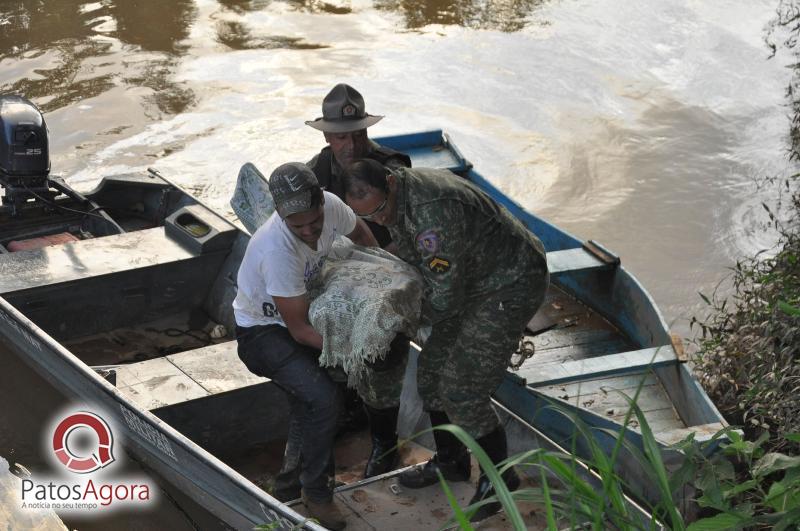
2, 0, 797, 336
0, 0, 798, 527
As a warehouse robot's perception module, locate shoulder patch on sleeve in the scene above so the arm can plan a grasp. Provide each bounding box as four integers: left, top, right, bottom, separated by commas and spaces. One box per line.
416, 229, 441, 255
428, 256, 450, 273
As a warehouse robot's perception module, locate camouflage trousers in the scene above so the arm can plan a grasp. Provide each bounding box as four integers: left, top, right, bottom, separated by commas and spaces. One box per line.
418, 274, 548, 439
352, 335, 409, 410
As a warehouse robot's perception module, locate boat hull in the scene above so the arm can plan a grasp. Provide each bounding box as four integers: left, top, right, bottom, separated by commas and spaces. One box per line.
0, 130, 727, 527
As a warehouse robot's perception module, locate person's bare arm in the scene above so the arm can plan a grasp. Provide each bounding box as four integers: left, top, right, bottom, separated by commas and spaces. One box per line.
383, 241, 399, 255
347, 218, 379, 247
273, 294, 323, 350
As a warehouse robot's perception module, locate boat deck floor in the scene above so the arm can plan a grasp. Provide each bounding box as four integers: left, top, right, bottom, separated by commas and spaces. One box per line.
61, 310, 230, 366
223, 433, 548, 529
113, 340, 257, 410
519, 285, 686, 434
313, 469, 547, 530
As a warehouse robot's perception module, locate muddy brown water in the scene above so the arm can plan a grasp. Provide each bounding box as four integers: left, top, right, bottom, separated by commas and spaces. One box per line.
2, 0, 798, 528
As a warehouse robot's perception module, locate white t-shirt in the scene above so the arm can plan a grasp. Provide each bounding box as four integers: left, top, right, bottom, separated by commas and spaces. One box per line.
233, 191, 357, 328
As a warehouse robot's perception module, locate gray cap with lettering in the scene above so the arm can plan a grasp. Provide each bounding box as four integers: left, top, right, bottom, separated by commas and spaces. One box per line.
268, 162, 321, 218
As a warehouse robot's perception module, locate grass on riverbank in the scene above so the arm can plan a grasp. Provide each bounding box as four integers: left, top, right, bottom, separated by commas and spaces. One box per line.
435, 401, 800, 530
690, 173, 800, 452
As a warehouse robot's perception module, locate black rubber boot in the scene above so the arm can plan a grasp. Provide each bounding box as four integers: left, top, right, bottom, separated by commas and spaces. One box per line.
399, 410, 471, 488
337, 385, 368, 436
364, 405, 400, 478
468, 426, 521, 522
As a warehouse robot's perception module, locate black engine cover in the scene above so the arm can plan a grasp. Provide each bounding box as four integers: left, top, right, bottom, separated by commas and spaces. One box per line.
0, 95, 50, 179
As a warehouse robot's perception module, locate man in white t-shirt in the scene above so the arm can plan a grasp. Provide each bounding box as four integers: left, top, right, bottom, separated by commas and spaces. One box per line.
233, 162, 376, 530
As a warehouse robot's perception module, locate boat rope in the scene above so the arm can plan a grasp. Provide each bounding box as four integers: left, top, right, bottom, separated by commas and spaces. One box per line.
144, 327, 213, 350
509, 335, 535, 370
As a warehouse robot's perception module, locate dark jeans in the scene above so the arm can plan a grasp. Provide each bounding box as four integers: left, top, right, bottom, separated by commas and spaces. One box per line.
236, 324, 340, 502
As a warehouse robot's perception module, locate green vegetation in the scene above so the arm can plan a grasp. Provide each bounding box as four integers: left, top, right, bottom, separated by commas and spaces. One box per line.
689, 0, 800, 450
685, 430, 800, 529
684, 157, 800, 527
691, 173, 799, 452
432, 408, 800, 530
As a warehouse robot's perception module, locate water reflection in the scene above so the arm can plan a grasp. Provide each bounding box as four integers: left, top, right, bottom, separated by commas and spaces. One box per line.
0, 1, 95, 57
374, 0, 547, 32
218, 0, 271, 13
0, 0, 196, 55
216, 20, 329, 50
769, 0, 800, 159
0, 0, 197, 114
111, 0, 196, 53
2, 41, 117, 112
215, 0, 350, 50
219, 0, 351, 15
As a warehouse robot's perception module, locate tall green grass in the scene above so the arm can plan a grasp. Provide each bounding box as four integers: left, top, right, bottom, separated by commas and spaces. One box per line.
430, 401, 800, 530
429, 390, 683, 530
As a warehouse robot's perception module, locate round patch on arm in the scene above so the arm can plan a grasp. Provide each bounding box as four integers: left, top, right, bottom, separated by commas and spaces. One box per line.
416, 229, 441, 255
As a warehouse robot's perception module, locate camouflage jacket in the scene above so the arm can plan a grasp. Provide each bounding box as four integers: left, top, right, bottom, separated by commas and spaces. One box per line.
308, 140, 410, 248
388, 167, 548, 324
306, 140, 410, 199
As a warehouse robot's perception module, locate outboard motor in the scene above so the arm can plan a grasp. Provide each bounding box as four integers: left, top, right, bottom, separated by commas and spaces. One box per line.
0, 95, 52, 214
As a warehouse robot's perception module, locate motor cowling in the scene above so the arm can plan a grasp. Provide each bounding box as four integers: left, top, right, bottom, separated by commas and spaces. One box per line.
0, 95, 50, 182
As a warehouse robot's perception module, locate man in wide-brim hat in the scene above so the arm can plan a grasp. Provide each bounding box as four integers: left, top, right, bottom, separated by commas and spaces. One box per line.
306, 83, 411, 250
305, 84, 413, 483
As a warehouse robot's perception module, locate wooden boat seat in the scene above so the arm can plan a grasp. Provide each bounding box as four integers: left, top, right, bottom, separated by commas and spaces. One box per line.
115, 341, 267, 411
388, 130, 473, 174
518, 345, 678, 387
546, 241, 620, 278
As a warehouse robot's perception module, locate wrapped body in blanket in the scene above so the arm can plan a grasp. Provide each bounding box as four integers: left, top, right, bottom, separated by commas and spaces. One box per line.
308, 239, 423, 386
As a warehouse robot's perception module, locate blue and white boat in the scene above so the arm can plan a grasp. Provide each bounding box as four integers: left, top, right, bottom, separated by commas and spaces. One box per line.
0, 94, 724, 529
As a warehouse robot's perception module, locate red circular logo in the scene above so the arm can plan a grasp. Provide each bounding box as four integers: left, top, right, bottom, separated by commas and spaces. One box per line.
52, 412, 115, 473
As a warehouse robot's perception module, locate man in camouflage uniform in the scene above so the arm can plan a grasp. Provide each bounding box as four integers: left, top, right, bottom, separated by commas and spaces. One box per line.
344, 159, 550, 522
305, 83, 412, 478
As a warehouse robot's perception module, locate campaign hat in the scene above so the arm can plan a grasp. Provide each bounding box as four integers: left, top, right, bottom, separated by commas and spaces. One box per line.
305, 84, 383, 133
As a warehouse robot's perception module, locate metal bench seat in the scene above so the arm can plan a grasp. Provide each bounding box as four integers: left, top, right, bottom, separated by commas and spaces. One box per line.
115, 341, 266, 411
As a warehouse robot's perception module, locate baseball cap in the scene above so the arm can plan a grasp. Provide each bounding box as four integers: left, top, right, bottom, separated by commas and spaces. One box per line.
268, 162, 321, 218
